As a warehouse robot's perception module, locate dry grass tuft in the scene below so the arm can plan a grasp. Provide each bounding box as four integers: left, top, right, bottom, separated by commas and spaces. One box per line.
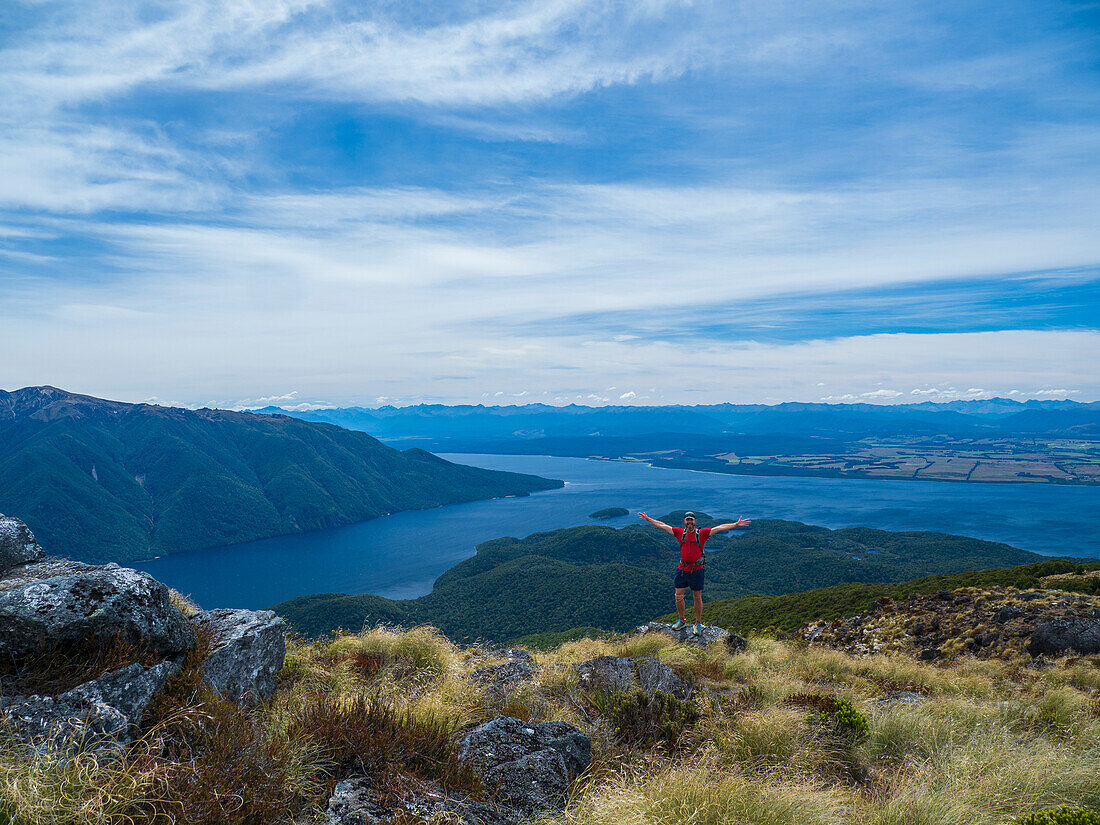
131, 695, 321, 824
0, 733, 148, 825
167, 588, 202, 617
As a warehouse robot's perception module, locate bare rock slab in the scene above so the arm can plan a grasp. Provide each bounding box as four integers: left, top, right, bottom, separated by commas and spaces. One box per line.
574, 655, 694, 700
0, 660, 179, 758
635, 621, 748, 652
190, 608, 287, 700
0, 514, 44, 575
0, 562, 195, 665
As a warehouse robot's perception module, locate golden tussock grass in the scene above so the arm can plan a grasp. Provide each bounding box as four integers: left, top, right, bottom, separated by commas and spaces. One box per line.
4, 623, 1100, 824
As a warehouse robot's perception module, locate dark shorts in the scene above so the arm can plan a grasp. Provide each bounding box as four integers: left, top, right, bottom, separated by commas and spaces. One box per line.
673, 568, 704, 591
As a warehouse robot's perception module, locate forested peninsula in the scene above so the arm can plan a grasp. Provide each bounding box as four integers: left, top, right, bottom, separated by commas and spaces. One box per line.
273, 513, 1048, 642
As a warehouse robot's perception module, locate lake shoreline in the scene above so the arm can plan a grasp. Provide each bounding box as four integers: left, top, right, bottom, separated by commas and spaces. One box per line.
132, 453, 1100, 611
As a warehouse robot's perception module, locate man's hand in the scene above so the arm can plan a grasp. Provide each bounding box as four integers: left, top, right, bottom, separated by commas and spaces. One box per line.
639, 512, 675, 535
710, 516, 752, 534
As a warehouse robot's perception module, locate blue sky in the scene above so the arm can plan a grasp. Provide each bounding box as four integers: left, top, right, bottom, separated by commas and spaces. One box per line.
1, 0, 1098, 408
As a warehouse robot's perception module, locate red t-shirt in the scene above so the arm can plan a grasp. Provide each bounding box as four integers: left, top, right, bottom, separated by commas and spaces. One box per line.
672, 527, 712, 569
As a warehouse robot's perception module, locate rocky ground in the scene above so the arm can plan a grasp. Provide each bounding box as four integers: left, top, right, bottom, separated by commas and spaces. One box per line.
796, 585, 1100, 663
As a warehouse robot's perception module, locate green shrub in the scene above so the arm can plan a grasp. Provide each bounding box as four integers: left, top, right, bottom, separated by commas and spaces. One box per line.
599, 689, 701, 749
1015, 807, 1100, 825
786, 693, 870, 742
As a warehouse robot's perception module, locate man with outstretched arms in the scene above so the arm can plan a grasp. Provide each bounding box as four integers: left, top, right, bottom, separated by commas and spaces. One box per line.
638, 511, 751, 635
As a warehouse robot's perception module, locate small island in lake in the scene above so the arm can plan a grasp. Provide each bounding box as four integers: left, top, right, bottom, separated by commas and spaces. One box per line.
589, 507, 630, 520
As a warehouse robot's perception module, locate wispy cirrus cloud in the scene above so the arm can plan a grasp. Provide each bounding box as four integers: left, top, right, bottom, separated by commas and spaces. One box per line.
0, 0, 1097, 404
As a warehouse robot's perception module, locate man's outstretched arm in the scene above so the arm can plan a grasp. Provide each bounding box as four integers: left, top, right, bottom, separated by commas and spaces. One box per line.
638, 512, 676, 535
709, 516, 752, 535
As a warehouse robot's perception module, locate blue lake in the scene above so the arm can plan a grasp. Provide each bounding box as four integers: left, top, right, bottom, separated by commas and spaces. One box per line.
134, 454, 1100, 610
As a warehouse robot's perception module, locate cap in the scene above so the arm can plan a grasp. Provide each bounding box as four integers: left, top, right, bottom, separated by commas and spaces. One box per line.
684, 512, 696, 519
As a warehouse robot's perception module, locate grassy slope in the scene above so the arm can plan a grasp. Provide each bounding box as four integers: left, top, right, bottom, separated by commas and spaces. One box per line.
9, 623, 1100, 824
0, 405, 561, 564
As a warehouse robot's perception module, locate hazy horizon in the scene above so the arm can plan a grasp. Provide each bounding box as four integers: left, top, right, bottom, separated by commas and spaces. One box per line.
3, 382, 1095, 413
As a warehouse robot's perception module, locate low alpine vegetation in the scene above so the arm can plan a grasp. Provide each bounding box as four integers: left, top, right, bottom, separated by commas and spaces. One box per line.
597, 688, 701, 750
1015, 808, 1100, 825
3, 623, 1100, 824
786, 692, 871, 742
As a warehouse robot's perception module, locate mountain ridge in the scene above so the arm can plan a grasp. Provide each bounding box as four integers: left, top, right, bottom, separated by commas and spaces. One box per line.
0, 387, 563, 564
253, 397, 1100, 444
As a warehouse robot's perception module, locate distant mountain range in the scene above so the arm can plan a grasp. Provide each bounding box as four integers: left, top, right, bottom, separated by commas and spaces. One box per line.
272, 512, 1044, 642
254, 398, 1100, 451
0, 387, 562, 564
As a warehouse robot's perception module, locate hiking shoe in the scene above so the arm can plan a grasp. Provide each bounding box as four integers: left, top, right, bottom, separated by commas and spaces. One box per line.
671, 619, 687, 631
692, 623, 704, 636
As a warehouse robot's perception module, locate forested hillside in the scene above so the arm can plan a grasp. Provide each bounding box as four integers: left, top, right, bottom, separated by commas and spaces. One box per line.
0, 387, 562, 564
273, 513, 1045, 642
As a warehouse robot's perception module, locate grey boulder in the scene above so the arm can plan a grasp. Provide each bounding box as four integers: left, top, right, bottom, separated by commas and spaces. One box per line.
0, 514, 44, 575
478, 649, 536, 664
0, 562, 196, 664
534, 719, 592, 776
1027, 618, 1100, 657
473, 649, 541, 696
190, 608, 287, 700
63, 659, 181, 722
485, 749, 569, 818
635, 621, 748, 652
994, 605, 1023, 623
574, 655, 694, 700
0, 660, 179, 758
458, 716, 590, 817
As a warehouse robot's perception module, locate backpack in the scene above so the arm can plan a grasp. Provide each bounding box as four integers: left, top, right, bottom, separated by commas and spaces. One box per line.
679, 529, 706, 568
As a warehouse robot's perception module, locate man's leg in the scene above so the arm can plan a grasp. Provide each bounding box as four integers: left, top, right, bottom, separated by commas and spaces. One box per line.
675, 587, 687, 621
692, 588, 703, 624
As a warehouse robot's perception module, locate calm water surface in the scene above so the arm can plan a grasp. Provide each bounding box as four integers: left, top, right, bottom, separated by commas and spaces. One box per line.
134, 454, 1100, 610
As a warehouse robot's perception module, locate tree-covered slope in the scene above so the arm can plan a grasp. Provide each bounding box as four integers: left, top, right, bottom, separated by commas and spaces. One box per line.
0, 387, 562, 563
273, 513, 1045, 642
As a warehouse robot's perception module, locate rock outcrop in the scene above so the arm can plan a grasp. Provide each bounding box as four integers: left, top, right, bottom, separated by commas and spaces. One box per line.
472, 648, 541, 699
635, 621, 748, 652
574, 655, 694, 700
797, 586, 1100, 661
189, 608, 287, 700
0, 513, 44, 574
1027, 618, 1100, 657
325, 774, 517, 825
0, 559, 195, 664
0, 660, 180, 757
458, 716, 590, 818
0, 514, 291, 762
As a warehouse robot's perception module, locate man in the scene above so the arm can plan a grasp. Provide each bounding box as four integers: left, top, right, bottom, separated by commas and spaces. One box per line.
638, 510, 751, 635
